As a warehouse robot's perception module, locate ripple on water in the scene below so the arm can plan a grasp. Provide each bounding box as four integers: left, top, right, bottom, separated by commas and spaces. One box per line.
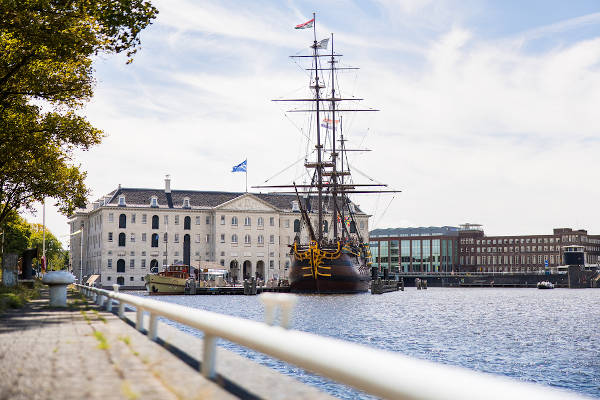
135, 288, 600, 399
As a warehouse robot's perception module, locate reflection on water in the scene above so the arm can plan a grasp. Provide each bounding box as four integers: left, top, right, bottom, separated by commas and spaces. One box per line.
139, 288, 600, 399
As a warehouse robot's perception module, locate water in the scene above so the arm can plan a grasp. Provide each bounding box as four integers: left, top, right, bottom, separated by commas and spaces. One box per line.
142, 288, 600, 399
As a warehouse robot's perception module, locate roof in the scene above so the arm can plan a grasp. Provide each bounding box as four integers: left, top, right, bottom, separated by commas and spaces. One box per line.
370, 226, 460, 237
82, 187, 365, 214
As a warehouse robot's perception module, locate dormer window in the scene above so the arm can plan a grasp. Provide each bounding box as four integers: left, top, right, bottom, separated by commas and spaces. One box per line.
291, 201, 300, 212
150, 197, 158, 208
183, 198, 190, 208
118, 196, 126, 206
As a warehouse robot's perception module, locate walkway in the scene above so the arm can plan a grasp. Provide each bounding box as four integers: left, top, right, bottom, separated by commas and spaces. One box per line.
0, 288, 234, 400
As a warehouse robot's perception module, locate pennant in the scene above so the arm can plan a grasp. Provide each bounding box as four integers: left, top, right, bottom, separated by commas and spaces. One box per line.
315, 38, 329, 49
295, 18, 314, 29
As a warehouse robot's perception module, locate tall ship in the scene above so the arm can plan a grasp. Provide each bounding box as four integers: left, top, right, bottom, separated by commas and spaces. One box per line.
256, 14, 398, 294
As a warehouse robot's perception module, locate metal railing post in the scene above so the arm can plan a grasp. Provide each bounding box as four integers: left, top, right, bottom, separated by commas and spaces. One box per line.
202, 334, 217, 379
148, 313, 158, 341
136, 308, 144, 331
118, 301, 125, 319
105, 296, 112, 312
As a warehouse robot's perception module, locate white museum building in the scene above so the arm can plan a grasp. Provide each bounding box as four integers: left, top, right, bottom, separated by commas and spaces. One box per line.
69, 177, 370, 288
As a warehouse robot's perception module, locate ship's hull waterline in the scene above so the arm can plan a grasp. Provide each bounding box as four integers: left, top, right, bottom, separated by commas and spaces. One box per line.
289, 252, 371, 294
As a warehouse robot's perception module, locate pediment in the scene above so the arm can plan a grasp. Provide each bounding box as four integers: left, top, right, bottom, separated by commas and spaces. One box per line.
217, 194, 277, 212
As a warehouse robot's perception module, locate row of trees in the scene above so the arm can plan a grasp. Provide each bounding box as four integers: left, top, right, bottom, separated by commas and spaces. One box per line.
1, 210, 67, 270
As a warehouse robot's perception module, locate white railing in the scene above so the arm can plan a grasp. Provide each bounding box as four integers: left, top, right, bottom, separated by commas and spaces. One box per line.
75, 284, 588, 400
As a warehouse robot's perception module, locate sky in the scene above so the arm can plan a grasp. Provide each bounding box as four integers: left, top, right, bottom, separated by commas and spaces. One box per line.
28, 0, 600, 246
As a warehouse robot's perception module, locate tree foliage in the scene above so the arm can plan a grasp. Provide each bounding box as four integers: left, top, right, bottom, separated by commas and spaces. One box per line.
0, 0, 158, 226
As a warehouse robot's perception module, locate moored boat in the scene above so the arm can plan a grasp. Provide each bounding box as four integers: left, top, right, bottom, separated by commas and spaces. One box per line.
145, 265, 191, 295
537, 281, 554, 289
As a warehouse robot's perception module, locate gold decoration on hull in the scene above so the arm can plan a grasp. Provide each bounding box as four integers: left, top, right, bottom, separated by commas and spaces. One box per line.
293, 240, 342, 279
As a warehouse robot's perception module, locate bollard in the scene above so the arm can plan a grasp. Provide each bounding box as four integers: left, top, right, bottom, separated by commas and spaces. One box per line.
42, 271, 75, 307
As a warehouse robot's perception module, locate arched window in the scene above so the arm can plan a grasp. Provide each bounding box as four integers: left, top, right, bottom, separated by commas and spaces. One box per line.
117, 259, 125, 273
231, 234, 238, 243
117, 276, 125, 285
244, 216, 251, 226
119, 214, 126, 228
231, 216, 238, 226
244, 234, 251, 244
151, 233, 159, 247
152, 215, 159, 229
258, 235, 264, 244
293, 219, 301, 233
118, 233, 126, 247
257, 217, 264, 226
184, 216, 191, 230
323, 220, 329, 233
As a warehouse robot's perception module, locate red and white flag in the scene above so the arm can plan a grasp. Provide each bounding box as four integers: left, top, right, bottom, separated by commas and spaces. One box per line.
295, 18, 314, 29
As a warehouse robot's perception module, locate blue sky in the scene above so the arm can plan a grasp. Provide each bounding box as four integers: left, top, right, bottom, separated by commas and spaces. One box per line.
31, 0, 600, 245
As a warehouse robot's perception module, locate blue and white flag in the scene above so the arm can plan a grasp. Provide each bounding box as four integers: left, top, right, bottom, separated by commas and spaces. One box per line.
232, 159, 247, 173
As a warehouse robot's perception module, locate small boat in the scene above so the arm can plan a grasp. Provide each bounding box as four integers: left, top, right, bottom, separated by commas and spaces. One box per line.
537, 281, 554, 289
145, 265, 191, 295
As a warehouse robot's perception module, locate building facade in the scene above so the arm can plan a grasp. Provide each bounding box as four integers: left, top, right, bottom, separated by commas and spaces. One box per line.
369, 224, 600, 274
69, 177, 369, 288
369, 226, 460, 273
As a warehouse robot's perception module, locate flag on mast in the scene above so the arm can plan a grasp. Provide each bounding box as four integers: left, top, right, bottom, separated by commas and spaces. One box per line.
315, 38, 329, 49
295, 18, 314, 29
232, 159, 247, 172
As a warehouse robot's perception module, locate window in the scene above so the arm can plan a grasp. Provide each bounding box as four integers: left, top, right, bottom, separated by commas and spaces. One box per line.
118, 196, 126, 206
232, 216, 238, 226
184, 216, 191, 230
232, 234, 238, 243
293, 219, 300, 233
195, 234, 201, 243
151, 197, 158, 207
183, 198, 190, 208
130, 276, 134, 281
269, 260, 274, 269
244, 217, 251, 226
117, 259, 125, 273
108, 232, 113, 242
142, 214, 147, 224
152, 215, 159, 229
174, 215, 179, 225
258, 235, 264, 244
350, 221, 357, 233
118, 233, 126, 247
360, 221, 365, 229
141, 251, 146, 256
164, 215, 168, 225
323, 220, 328, 233
107, 276, 112, 281
284, 220, 290, 228
130, 233, 135, 242
270, 217, 275, 226
270, 235, 275, 244
221, 215, 225, 225
206, 216, 211, 225
257, 217, 264, 227
131, 214, 136, 224
220, 234, 225, 243
244, 234, 251, 244
108, 213, 114, 223
220, 259, 225, 266
119, 214, 126, 228
107, 259, 113, 269
151, 233, 159, 247
196, 216, 201, 225
130, 259, 135, 268
163, 233, 168, 243
174, 233, 179, 243
206, 234, 210, 243
141, 259, 146, 268
141, 233, 146, 242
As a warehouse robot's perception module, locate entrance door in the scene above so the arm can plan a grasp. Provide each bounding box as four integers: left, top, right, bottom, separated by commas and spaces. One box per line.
117, 276, 125, 285
256, 260, 265, 280
243, 260, 252, 280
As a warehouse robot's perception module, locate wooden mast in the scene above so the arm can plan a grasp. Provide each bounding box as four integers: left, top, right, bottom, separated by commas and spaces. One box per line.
330, 32, 339, 240
311, 12, 324, 243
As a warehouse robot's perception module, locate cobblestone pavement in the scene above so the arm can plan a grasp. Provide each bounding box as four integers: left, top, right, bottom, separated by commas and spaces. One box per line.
0, 288, 235, 400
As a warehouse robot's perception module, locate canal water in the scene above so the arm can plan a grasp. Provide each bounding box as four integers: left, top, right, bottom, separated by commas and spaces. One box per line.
146, 288, 600, 399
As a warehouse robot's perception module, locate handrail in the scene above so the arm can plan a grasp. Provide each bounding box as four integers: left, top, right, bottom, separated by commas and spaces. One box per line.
74, 284, 588, 400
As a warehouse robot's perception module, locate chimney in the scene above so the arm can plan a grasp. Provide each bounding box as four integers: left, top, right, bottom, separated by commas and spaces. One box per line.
164, 174, 171, 193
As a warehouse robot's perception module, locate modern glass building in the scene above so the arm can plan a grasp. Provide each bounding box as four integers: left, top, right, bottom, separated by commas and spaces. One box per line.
369, 227, 460, 273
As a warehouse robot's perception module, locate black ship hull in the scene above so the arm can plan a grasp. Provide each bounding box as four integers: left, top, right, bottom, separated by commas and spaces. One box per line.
289, 250, 371, 294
